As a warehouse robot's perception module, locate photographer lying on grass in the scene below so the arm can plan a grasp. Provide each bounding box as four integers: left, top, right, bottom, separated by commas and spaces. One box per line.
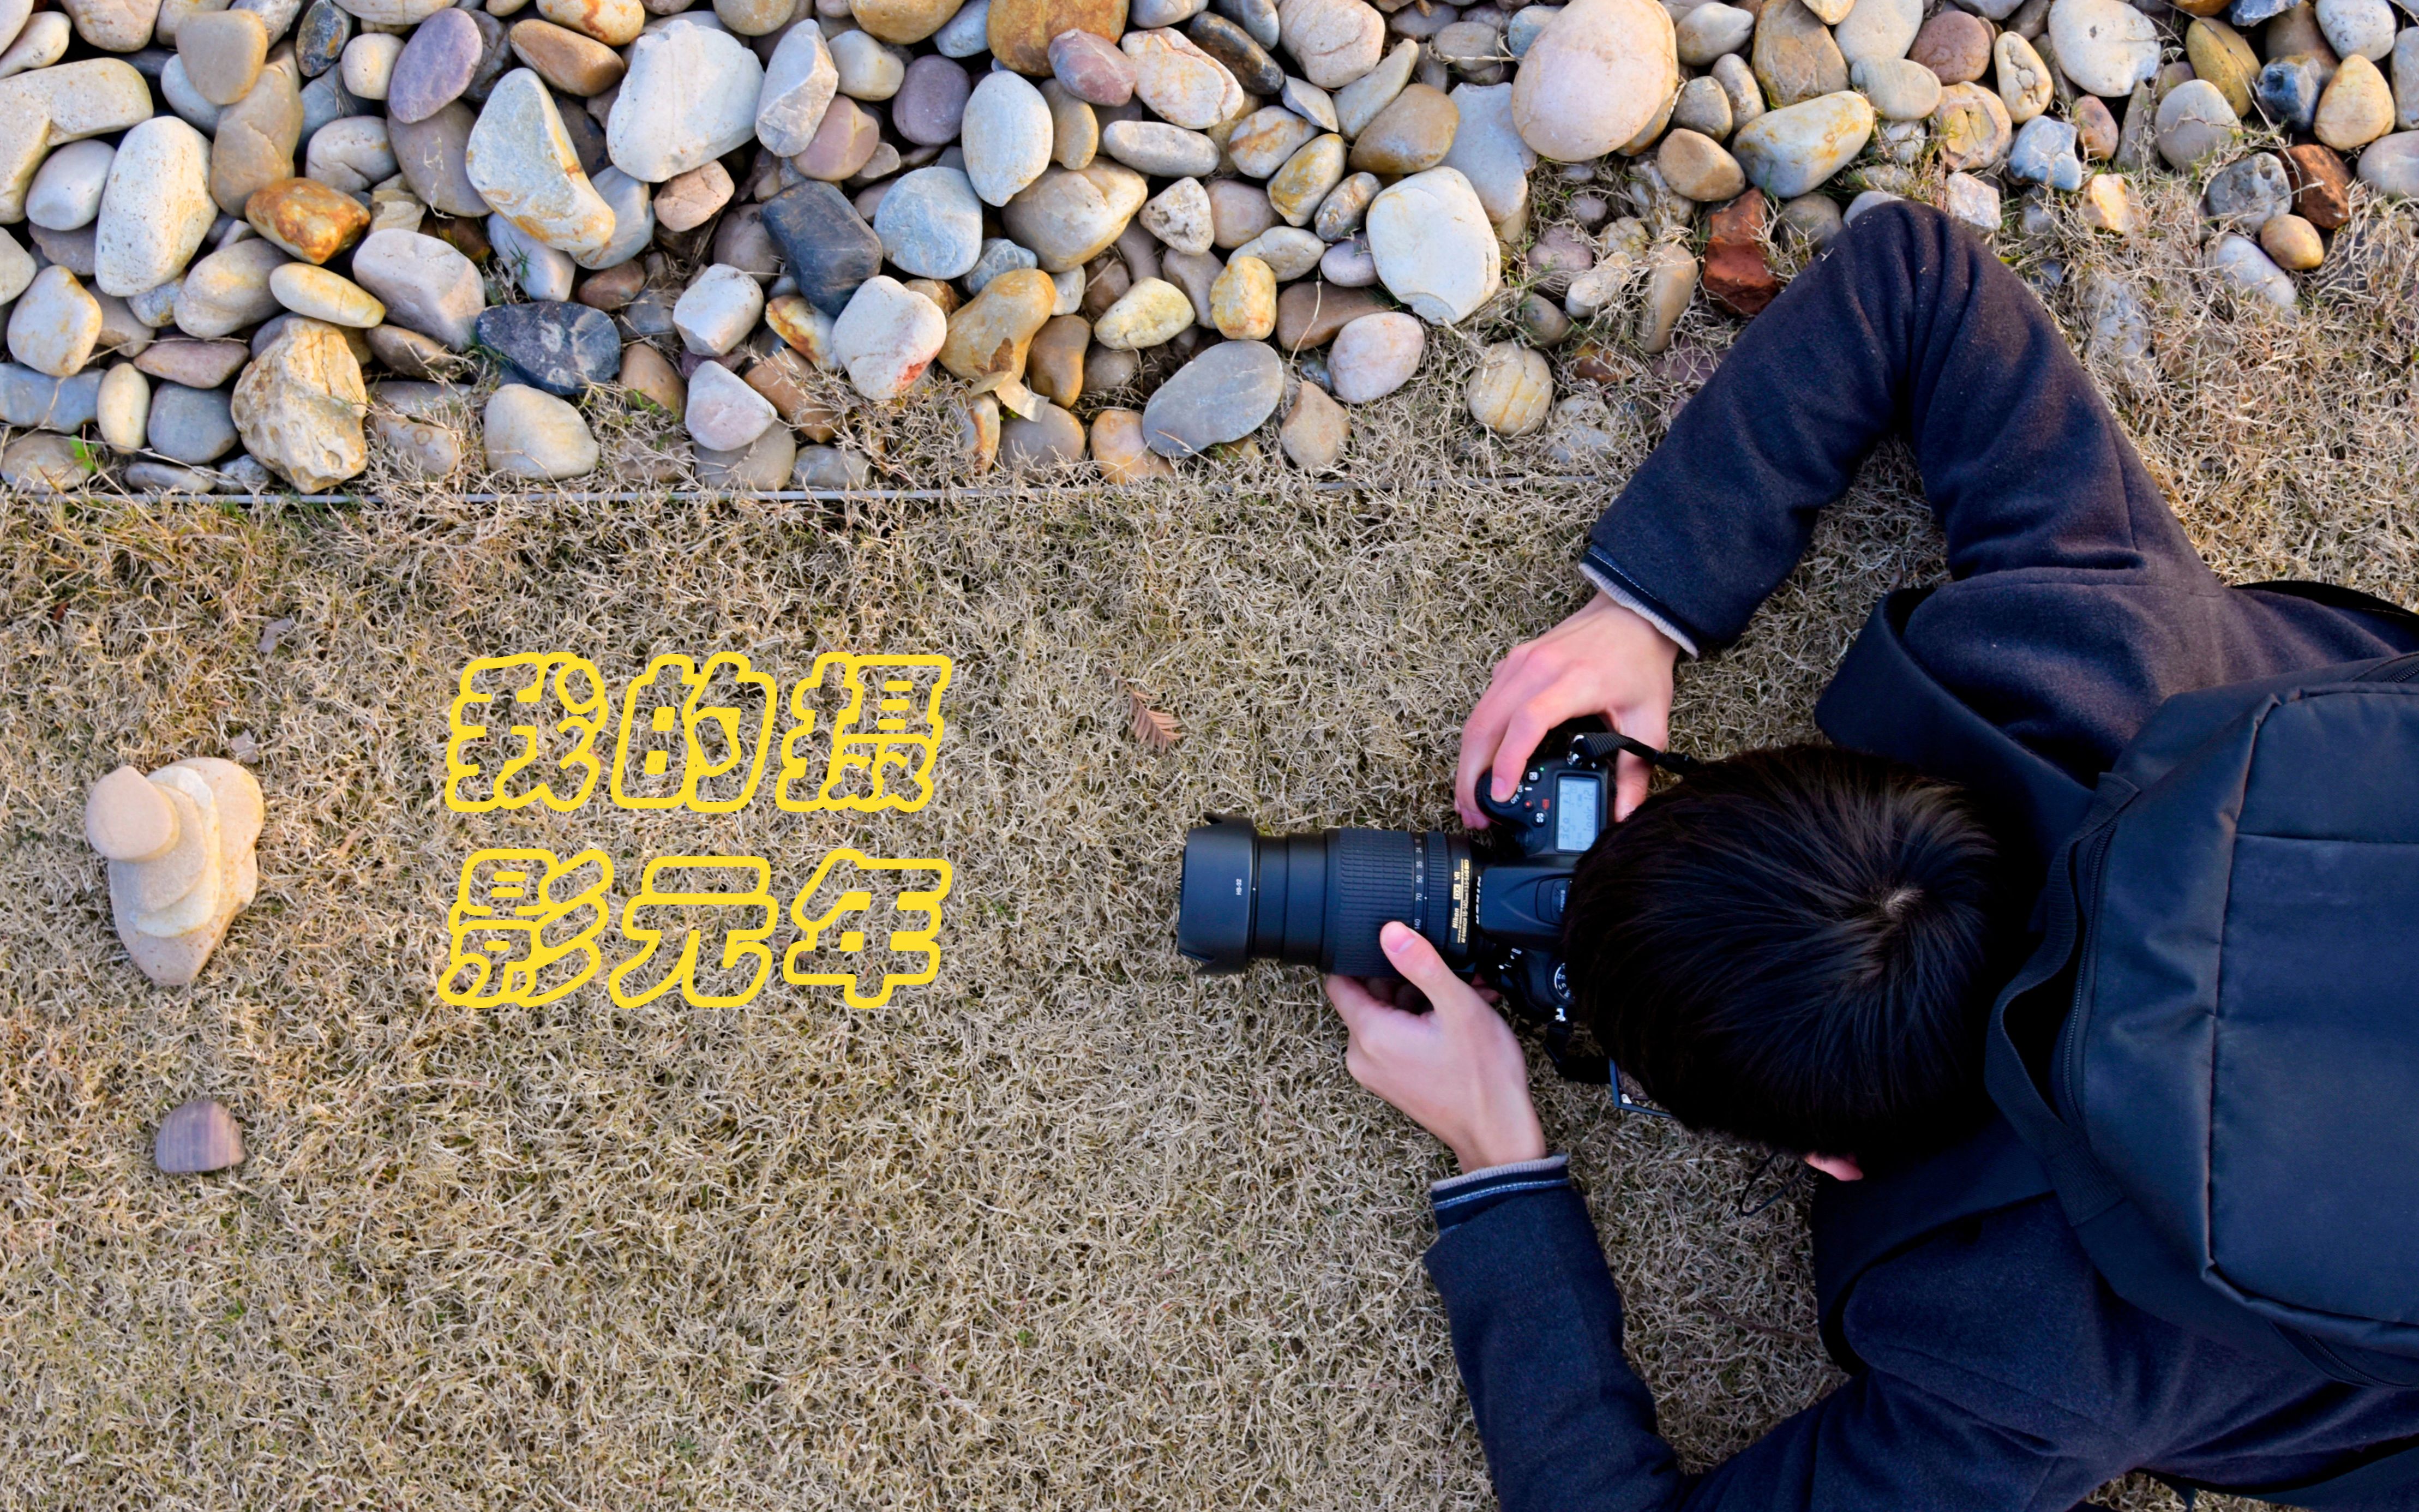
1326, 202, 2419, 1510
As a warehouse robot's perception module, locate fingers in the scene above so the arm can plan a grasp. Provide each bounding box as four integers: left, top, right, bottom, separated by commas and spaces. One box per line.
1612, 698, 1672, 823
1456, 683, 1518, 827
1490, 694, 1563, 806
1380, 922, 1479, 1015
1323, 974, 1385, 1034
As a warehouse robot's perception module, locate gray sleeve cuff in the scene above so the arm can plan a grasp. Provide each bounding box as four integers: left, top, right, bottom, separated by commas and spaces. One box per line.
1581, 562, 1700, 659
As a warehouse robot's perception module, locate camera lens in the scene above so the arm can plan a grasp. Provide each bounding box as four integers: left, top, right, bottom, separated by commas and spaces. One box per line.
1178, 820, 1470, 976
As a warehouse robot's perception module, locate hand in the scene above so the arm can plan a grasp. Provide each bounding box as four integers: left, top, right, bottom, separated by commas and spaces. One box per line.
1324, 923, 1547, 1173
1456, 591, 1681, 827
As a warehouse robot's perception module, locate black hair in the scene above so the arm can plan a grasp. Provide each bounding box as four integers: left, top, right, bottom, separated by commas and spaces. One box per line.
1562, 745, 2007, 1168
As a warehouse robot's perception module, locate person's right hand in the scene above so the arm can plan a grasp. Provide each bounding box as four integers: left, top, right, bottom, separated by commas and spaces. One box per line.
1455, 591, 1681, 827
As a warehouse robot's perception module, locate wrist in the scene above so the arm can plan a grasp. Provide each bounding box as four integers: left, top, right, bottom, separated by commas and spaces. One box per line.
1455, 1114, 1548, 1173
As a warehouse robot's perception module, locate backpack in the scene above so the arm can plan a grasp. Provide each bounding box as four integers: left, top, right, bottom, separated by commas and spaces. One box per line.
1808, 583, 2419, 1508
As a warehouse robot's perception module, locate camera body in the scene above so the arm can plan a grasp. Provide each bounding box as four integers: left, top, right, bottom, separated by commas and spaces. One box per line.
1178, 721, 1628, 1084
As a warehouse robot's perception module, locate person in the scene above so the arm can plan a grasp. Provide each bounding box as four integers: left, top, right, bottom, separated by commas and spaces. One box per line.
1322, 201, 2419, 1509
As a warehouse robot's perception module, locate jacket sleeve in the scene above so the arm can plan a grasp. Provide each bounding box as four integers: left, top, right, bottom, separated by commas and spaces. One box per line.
1424, 1187, 2127, 1512
1582, 202, 2211, 653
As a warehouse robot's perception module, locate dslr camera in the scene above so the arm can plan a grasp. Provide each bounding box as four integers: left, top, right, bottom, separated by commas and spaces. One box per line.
1177, 719, 1680, 1100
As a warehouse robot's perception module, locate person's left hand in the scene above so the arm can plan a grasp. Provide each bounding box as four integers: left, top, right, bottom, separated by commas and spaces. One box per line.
1323, 922, 1547, 1173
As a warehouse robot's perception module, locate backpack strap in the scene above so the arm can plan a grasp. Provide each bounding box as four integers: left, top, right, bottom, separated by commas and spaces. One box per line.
1815, 589, 2096, 878
1811, 1117, 2055, 1374
2239, 579, 2419, 634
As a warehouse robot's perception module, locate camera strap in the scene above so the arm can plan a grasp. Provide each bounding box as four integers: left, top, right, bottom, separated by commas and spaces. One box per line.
1575, 730, 1704, 775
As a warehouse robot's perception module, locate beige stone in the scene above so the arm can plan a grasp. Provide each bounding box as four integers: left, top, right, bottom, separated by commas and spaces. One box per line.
0, 59, 155, 221
96, 360, 148, 448
1466, 340, 1552, 434
231, 317, 369, 491
178, 8, 267, 104
939, 266, 1057, 386
1279, 377, 1347, 469
269, 262, 386, 326
1092, 275, 1193, 347
1208, 254, 1276, 338
2259, 210, 2325, 269
465, 67, 617, 257
485, 381, 599, 476
1090, 406, 1174, 479
8, 265, 103, 377
538, 0, 644, 44
85, 758, 265, 988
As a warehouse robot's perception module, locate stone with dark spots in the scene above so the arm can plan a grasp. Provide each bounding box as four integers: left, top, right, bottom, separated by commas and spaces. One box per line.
1187, 11, 1284, 93
2282, 142, 2351, 229
295, 0, 352, 77
761, 181, 885, 316
474, 299, 620, 395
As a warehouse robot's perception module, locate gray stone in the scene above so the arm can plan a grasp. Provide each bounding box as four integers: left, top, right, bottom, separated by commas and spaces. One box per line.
476, 298, 620, 393
874, 166, 985, 278
2006, 115, 2084, 187
931, 0, 989, 55
762, 179, 884, 314
2355, 128, 2419, 194
1437, 81, 1535, 223
1141, 337, 1282, 454
672, 262, 765, 353
387, 4, 480, 123
962, 69, 1055, 206
296, 0, 352, 76
27, 139, 113, 232
350, 228, 483, 347
757, 23, 839, 155
2204, 152, 2291, 226
0, 363, 103, 430
2154, 77, 2239, 169
1102, 119, 1221, 176
694, 415, 796, 487
893, 53, 970, 144
2205, 231, 2296, 309
391, 100, 491, 217
967, 236, 1041, 293
147, 382, 239, 462
607, 19, 765, 182
793, 443, 872, 488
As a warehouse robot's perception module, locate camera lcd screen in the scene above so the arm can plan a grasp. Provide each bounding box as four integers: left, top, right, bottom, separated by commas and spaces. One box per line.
1554, 773, 1603, 853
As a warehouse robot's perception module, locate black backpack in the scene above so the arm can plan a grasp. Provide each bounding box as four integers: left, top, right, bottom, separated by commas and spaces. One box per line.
1810, 584, 2419, 1508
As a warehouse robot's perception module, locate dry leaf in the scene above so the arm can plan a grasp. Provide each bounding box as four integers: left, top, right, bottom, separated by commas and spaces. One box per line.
1127, 688, 1180, 752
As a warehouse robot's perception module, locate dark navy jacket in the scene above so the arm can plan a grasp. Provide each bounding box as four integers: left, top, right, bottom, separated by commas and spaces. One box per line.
1423, 204, 2419, 1512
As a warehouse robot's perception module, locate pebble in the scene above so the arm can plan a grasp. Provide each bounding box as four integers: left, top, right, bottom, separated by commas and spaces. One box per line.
2255, 55, 2325, 134
1932, 80, 2013, 171
1911, 10, 1990, 82
2259, 210, 2324, 268
389, 102, 488, 218
1778, 189, 1845, 244
1312, 170, 1378, 237
476, 298, 619, 393
764, 180, 885, 312
1051, 27, 1136, 102
1674, 1, 1752, 64
465, 68, 614, 257
1365, 165, 1498, 322
607, 20, 763, 182
2156, 77, 2240, 167
1093, 405, 1176, 478
1671, 74, 1733, 139
1094, 276, 1195, 346
1139, 335, 1282, 452
2007, 115, 2084, 187
1274, 278, 1388, 349
616, 341, 684, 417
485, 381, 597, 476
8, 266, 101, 379
1733, 89, 1876, 197
831, 274, 946, 398
1229, 105, 1320, 176
1514, 287, 1569, 344
307, 116, 399, 197
1833, 0, 1920, 65
1026, 312, 1090, 403
852, 0, 961, 43
270, 262, 386, 325
2355, 130, 2418, 195
2073, 93, 2119, 158
1992, 32, 2052, 123
2205, 231, 2296, 309
1328, 309, 1422, 399
874, 166, 984, 277
2184, 17, 2259, 117
154, 1100, 244, 1174
1268, 133, 1349, 222
94, 359, 146, 447
1123, 27, 1247, 127
2398, 31, 2418, 130
1278, 0, 1387, 87
1194, 11, 1284, 93
1634, 242, 1694, 353
1656, 127, 1745, 199
933, 0, 991, 53
1221, 0, 1281, 48
2315, 53, 2394, 147
673, 262, 766, 353
29, 143, 109, 233
1335, 37, 1418, 133
1753, 0, 1847, 107
652, 160, 732, 233
987, 0, 1127, 74
231, 317, 367, 490
145, 381, 239, 460
1000, 163, 1147, 270
138, 338, 251, 387
1000, 399, 1087, 464
794, 95, 884, 179
368, 402, 465, 477
755, 25, 839, 154
2205, 151, 2291, 226
2078, 170, 2140, 231
963, 70, 1056, 205
340, 33, 404, 100
1279, 376, 1347, 467
1854, 55, 1942, 118
296, 1, 353, 79
182, 10, 271, 106
94, 119, 216, 297
1209, 254, 1276, 337
684, 358, 778, 449
0, 363, 103, 431
794, 441, 876, 487
1942, 169, 2001, 229
1514, 0, 1676, 158
1465, 339, 1550, 435
2282, 142, 2352, 227
939, 266, 1054, 383
1351, 81, 1460, 172
1141, 176, 1216, 254
175, 239, 291, 339
1103, 118, 1222, 174
1161, 245, 1221, 320
1229, 224, 1323, 279
2048, 0, 2160, 97
831, 29, 908, 98
878, 55, 967, 145
491, 213, 576, 298
694, 421, 795, 488
2315, 0, 2393, 59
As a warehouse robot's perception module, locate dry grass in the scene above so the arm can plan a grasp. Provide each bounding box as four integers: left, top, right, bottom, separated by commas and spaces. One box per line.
2, 162, 2414, 1511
